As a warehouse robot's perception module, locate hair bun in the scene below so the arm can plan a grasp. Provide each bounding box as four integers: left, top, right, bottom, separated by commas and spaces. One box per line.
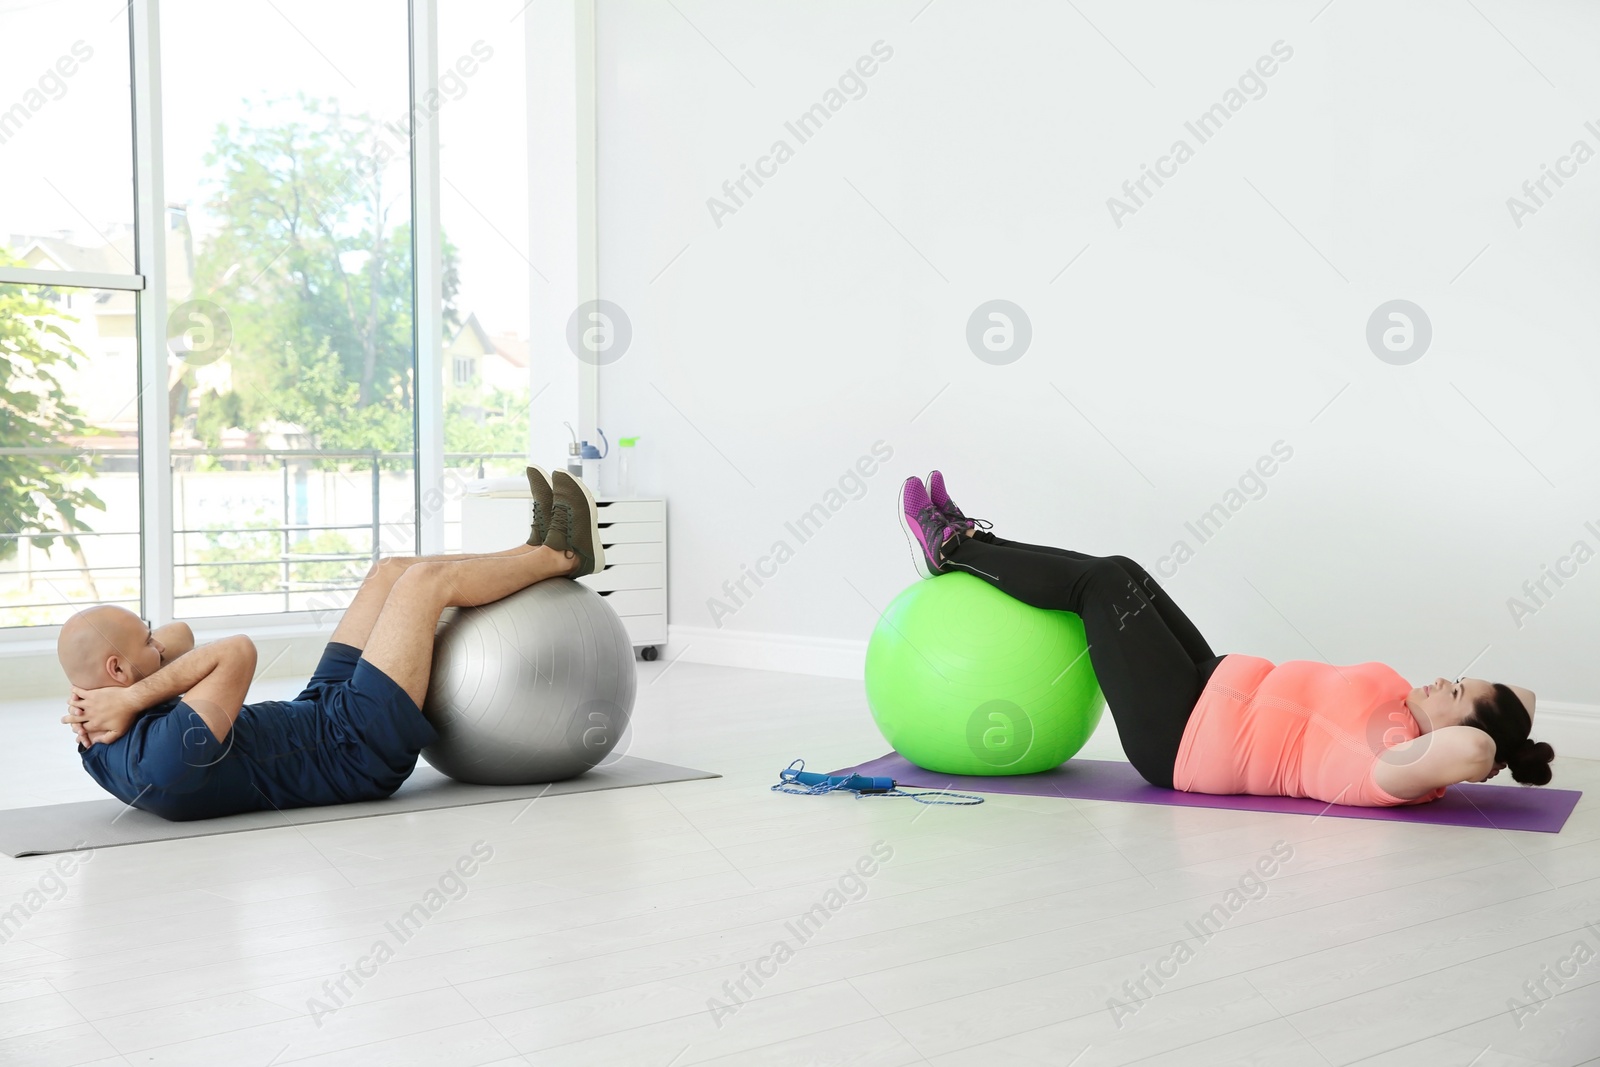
1508, 739, 1555, 786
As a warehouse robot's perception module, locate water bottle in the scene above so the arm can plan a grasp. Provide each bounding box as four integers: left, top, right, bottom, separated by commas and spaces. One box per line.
617, 436, 640, 498
563, 422, 582, 481
579, 428, 608, 493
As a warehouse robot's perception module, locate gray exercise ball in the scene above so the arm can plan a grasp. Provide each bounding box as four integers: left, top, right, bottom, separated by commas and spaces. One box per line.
420, 578, 637, 785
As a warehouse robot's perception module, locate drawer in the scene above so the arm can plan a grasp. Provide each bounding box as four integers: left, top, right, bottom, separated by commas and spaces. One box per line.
578, 563, 663, 592
595, 499, 664, 523
592, 587, 665, 616
600, 521, 663, 545
619, 613, 668, 644
601, 541, 663, 565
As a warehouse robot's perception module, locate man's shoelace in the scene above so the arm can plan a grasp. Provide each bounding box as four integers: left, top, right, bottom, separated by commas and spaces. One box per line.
548, 501, 592, 567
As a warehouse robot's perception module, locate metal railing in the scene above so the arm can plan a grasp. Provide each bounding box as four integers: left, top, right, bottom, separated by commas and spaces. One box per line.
1, 447, 524, 619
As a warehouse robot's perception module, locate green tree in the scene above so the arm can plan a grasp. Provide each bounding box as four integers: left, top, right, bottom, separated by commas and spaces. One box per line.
194, 516, 279, 594
182, 94, 461, 462
446, 385, 530, 457
0, 252, 108, 586
194, 517, 360, 594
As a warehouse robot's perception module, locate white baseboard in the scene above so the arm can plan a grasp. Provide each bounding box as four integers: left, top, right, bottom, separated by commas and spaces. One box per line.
666, 624, 867, 680
663, 626, 1600, 762
1532, 702, 1600, 763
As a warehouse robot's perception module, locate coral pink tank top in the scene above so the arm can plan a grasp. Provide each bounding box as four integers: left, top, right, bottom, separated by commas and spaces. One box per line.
1173, 655, 1448, 807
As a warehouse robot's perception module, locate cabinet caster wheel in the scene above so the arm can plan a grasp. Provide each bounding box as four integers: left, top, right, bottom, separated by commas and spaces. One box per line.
641, 646, 659, 661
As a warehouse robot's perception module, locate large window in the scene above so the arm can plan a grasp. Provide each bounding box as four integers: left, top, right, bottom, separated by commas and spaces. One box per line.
0, 0, 134, 266
0, 1, 527, 632
1, 1, 140, 629
0, 283, 142, 626
439, 0, 532, 549
161, 0, 415, 617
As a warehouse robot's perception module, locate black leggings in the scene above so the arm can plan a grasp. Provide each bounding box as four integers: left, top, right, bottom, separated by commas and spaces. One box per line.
943, 532, 1224, 788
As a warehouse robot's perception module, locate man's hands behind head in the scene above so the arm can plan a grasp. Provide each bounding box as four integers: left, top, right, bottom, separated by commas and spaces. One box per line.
64, 685, 141, 747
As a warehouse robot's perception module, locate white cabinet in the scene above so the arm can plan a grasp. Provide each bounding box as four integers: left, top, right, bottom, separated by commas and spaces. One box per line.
460, 492, 668, 659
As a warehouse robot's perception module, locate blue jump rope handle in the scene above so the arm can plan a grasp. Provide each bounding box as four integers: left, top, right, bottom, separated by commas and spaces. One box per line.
787, 769, 897, 794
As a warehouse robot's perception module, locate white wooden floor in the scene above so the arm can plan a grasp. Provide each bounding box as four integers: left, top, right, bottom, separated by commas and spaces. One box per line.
1, 659, 1598, 1067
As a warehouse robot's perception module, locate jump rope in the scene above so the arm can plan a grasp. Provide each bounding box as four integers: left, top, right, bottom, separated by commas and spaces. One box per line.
770, 758, 985, 806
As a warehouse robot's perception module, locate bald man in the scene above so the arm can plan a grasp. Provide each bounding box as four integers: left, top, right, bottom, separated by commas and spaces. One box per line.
60, 468, 604, 821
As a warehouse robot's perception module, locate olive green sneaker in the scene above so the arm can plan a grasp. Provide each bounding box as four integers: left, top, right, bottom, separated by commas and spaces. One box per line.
546, 469, 605, 577
525, 465, 554, 546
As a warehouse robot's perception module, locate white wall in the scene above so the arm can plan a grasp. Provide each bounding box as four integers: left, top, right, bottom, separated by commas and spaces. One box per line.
527, 0, 589, 471
592, 1, 1600, 720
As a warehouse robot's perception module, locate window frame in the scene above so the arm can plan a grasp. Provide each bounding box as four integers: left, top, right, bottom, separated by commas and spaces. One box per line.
0, 0, 445, 641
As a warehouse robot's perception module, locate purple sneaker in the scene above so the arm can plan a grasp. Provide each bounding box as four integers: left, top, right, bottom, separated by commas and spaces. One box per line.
900, 476, 956, 578
927, 470, 990, 534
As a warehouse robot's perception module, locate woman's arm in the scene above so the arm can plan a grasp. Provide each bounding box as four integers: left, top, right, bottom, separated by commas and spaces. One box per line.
1373, 725, 1495, 800
1472, 760, 1507, 783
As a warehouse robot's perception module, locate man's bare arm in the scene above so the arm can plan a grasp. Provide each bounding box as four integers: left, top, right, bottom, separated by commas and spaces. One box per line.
126, 635, 251, 707
154, 621, 195, 666
67, 635, 257, 745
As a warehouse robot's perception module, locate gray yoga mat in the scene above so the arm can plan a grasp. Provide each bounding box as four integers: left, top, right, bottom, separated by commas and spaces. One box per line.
0, 756, 719, 858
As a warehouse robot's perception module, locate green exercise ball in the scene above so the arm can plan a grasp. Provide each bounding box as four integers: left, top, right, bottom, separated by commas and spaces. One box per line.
865, 571, 1105, 776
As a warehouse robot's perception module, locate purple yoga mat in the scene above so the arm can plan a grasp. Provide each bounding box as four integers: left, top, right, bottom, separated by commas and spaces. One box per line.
829, 753, 1582, 833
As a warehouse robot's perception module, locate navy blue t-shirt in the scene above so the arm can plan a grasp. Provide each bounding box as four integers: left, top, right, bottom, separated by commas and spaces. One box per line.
78, 648, 439, 821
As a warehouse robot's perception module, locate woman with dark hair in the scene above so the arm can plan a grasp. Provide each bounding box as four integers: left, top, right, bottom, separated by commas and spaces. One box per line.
1463, 684, 1555, 787
898, 472, 1556, 805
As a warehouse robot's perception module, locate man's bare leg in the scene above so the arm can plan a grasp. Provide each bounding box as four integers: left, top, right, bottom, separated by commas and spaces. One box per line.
361, 546, 578, 709
330, 546, 534, 652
